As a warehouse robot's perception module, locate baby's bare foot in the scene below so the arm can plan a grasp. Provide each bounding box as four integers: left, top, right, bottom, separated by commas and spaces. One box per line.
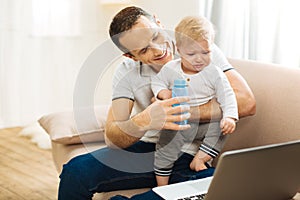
190, 157, 208, 172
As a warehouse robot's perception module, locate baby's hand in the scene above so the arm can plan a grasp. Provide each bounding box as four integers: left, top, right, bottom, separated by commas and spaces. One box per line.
157, 89, 172, 100
220, 117, 236, 135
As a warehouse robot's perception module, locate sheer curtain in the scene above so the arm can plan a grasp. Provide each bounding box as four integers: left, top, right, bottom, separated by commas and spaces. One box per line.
199, 0, 300, 68
31, 0, 81, 36
0, 0, 105, 128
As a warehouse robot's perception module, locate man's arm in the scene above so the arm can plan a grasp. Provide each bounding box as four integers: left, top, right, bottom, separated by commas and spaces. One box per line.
105, 97, 191, 149
104, 98, 141, 148
189, 69, 256, 122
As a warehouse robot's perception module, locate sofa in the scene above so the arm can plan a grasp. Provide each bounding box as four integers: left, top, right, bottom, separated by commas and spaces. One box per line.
39, 58, 300, 199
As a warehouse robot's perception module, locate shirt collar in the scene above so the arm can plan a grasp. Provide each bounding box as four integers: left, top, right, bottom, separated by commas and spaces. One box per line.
139, 62, 157, 77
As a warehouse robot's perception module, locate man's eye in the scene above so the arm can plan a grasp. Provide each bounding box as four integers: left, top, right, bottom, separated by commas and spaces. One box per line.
141, 48, 148, 54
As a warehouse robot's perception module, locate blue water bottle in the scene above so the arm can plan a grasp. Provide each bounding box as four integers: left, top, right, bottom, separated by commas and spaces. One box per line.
172, 79, 188, 125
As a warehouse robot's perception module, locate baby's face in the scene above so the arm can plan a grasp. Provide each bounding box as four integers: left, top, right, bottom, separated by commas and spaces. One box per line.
178, 39, 211, 74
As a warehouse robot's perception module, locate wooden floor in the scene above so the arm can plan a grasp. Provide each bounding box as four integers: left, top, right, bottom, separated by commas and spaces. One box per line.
0, 127, 59, 200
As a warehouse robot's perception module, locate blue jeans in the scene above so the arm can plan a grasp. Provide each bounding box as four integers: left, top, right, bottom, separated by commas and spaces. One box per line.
58, 141, 215, 200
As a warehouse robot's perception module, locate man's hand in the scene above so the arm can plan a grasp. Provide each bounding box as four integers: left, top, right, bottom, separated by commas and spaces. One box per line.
220, 117, 236, 135
105, 97, 191, 149
189, 98, 222, 123
133, 96, 191, 131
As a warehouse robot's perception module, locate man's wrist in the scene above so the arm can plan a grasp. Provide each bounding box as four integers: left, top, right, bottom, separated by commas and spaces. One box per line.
189, 100, 222, 123
113, 113, 148, 139
130, 112, 150, 134
189, 106, 201, 122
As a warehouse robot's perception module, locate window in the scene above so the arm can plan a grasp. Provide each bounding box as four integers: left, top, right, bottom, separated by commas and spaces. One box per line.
201, 0, 300, 68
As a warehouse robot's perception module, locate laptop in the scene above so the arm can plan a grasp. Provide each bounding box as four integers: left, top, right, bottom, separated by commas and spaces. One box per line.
153, 140, 300, 200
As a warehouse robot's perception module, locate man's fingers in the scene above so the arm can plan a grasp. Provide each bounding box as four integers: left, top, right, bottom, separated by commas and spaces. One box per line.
150, 97, 156, 103
167, 104, 190, 115
164, 96, 190, 106
166, 112, 190, 122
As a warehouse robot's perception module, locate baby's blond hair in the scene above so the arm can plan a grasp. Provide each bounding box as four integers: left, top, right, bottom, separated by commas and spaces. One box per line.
175, 16, 215, 46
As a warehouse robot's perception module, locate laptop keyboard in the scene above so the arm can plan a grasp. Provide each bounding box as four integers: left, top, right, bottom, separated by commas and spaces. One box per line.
177, 193, 206, 200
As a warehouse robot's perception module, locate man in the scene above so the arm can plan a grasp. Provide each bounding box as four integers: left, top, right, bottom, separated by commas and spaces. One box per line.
58, 6, 256, 200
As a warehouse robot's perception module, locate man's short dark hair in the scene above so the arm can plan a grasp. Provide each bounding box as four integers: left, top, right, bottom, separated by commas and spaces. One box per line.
109, 6, 152, 54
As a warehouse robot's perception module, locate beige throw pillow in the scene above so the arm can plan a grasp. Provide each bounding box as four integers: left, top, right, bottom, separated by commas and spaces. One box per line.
38, 105, 110, 144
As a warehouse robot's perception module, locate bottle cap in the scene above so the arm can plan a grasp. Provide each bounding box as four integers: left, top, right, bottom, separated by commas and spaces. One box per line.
174, 79, 187, 87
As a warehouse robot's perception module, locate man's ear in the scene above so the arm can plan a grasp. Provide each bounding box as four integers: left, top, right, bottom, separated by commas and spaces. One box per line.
123, 53, 138, 61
